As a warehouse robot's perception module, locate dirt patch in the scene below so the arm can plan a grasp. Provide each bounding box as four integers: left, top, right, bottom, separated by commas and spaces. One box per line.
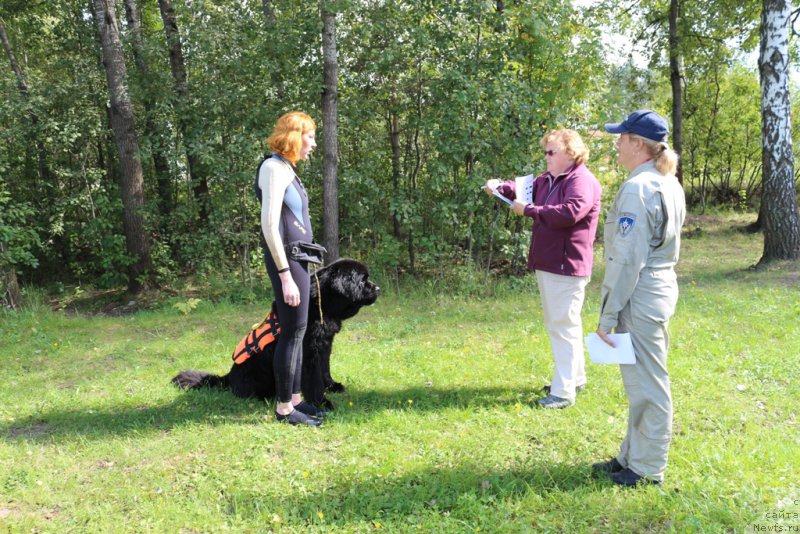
7, 421, 52, 439
779, 267, 800, 287
684, 214, 720, 227
683, 213, 758, 238
0, 503, 60, 522
95, 459, 115, 469
52, 288, 177, 317
42, 505, 61, 520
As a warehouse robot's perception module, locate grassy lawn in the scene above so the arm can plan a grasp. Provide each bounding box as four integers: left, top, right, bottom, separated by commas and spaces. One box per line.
1, 213, 798, 533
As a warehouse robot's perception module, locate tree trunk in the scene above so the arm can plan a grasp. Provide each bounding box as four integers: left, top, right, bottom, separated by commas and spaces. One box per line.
320, 2, 339, 262
91, 0, 153, 294
0, 19, 51, 188
758, 0, 800, 263
388, 111, 402, 238
260, 0, 285, 99
158, 0, 209, 224
668, 0, 684, 184
262, 0, 275, 26
123, 0, 174, 221
0, 241, 23, 310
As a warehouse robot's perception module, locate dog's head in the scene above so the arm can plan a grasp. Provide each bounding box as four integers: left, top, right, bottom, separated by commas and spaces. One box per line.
311, 259, 380, 321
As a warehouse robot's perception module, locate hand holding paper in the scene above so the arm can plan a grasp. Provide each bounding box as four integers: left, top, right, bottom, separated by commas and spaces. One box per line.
482, 182, 513, 205
491, 188, 513, 205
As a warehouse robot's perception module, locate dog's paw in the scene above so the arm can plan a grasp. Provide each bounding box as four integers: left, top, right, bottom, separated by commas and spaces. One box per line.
327, 382, 346, 393
321, 398, 335, 410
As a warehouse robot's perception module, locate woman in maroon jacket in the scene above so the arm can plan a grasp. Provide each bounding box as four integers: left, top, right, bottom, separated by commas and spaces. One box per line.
485, 129, 601, 409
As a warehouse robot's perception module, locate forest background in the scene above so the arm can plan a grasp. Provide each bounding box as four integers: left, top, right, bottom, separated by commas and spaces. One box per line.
1, 0, 798, 304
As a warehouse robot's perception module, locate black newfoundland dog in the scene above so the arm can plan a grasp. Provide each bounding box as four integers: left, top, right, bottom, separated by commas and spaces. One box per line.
172, 259, 380, 409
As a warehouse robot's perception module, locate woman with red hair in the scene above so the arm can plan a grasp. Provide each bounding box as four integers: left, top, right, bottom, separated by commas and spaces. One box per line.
256, 111, 322, 426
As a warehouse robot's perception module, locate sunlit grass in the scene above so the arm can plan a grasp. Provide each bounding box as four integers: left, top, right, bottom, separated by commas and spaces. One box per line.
1, 213, 798, 532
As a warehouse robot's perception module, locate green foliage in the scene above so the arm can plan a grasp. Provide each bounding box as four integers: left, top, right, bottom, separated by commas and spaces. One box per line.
0, 0, 796, 291
173, 297, 201, 315
0, 181, 39, 272
600, 0, 769, 213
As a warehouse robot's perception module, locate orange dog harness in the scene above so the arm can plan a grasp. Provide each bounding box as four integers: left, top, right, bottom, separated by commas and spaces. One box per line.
232, 305, 281, 365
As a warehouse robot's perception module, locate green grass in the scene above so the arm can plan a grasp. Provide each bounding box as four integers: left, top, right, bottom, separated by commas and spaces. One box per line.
1, 213, 799, 533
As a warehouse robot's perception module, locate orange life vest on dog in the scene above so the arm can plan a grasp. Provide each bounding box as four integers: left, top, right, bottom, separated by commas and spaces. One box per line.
232, 305, 281, 365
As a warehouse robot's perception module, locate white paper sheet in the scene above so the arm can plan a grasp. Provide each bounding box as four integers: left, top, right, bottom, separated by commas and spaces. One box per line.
584, 333, 636, 364
514, 174, 535, 205
492, 188, 513, 205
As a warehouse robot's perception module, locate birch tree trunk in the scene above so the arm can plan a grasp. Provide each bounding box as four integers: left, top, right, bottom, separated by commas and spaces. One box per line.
158, 0, 210, 224
321, 2, 340, 261
758, 0, 800, 263
91, 0, 153, 293
123, 0, 174, 221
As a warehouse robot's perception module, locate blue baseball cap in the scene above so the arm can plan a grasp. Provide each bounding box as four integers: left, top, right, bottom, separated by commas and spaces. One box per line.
604, 110, 669, 142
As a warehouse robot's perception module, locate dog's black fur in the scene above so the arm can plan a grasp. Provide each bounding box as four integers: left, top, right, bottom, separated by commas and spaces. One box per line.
172, 259, 380, 409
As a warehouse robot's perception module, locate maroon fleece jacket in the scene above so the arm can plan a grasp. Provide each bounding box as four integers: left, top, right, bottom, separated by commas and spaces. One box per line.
498, 162, 601, 277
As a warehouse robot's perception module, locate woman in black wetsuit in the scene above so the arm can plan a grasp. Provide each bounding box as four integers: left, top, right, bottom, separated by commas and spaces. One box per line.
256, 111, 323, 426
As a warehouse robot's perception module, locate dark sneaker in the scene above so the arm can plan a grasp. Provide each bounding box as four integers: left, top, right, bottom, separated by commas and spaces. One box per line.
609, 468, 661, 487
536, 394, 574, 409
275, 410, 322, 427
543, 384, 586, 395
293, 401, 329, 418
591, 458, 624, 476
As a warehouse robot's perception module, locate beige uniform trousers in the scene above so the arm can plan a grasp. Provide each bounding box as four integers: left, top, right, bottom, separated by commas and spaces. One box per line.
536, 270, 590, 401
614, 267, 678, 482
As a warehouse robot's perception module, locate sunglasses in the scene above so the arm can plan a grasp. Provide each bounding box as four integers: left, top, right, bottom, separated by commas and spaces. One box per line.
544, 149, 558, 156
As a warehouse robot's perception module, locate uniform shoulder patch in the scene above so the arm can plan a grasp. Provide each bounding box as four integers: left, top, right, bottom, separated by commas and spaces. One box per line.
618, 212, 637, 237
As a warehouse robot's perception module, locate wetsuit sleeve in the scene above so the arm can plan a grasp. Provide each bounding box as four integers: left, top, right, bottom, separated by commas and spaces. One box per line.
598, 187, 652, 331
259, 160, 294, 272
523, 174, 595, 228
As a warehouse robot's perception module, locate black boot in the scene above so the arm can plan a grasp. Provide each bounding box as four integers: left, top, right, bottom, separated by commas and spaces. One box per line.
609, 468, 661, 487
293, 400, 330, 418
275, 409, 322, 427
591, 457, 624, 476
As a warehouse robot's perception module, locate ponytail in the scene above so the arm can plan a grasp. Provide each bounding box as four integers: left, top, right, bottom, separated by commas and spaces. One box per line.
652, 142, 678, 176
630, 134, 679, 177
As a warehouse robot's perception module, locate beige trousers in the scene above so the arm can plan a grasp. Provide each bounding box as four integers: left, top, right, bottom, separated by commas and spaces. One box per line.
615, 268, 678, 482
535, 270, 590, 401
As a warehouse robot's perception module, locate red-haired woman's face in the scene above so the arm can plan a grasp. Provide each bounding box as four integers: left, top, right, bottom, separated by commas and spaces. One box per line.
299, 130, 316, 161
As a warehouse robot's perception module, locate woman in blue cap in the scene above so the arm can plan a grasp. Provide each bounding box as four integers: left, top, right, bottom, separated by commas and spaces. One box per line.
592, 110, 686, 486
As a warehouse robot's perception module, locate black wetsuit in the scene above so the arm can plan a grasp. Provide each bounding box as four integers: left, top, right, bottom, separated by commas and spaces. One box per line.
255, 154, 313, 403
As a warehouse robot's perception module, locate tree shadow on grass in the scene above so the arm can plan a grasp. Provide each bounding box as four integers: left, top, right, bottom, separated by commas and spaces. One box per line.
2, 385, 544, 443
224, 461, 605, 529
329, 384, 543, 414
2, 388, 261, 442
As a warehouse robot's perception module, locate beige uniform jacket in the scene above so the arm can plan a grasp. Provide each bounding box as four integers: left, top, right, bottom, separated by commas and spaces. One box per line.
599, 161, 686, 332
